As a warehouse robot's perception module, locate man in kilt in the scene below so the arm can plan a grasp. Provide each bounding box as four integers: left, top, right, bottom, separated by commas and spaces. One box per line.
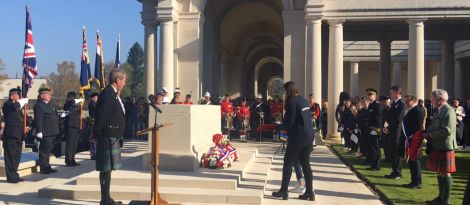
424, 89, 457, 205
94, 69, 127, 205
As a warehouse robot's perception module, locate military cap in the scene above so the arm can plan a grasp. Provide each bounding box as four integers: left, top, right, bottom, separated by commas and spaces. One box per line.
9, 88, 21, 95
90, 92, 99, 98
67, 91, 77, 98
366, 88, 378, 95
379, 95, 390, 101
38, 87, 52, 94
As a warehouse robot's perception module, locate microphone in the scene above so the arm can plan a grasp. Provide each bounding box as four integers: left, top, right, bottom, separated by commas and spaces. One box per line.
148, 94, 162, 113
148, 103, 163, 113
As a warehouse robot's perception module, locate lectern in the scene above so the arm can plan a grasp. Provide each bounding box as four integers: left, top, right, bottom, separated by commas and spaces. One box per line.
130, 108, 178, 205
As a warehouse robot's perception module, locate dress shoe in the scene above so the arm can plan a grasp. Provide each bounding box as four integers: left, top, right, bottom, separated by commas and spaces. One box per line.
272, 190, 288, 200
40, 168, 58, 174
298, 191, 315, 201
426, 197, 442, 205
16, 178, 25, 182
6, 179, 19, 183
403, 183, 421, 189
385, 174, 402, 180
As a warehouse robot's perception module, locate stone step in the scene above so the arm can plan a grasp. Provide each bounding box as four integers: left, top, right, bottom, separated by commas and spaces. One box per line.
38, 185, 263, 204
75, 170, 237, 190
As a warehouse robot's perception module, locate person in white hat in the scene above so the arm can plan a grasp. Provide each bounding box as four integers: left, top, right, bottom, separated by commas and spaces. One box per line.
251, 93, 271, 142
198, 91, 213, 105
161, 87, 170, 104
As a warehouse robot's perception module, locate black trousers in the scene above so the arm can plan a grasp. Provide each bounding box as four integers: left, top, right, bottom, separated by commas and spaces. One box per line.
408, 156, 422, 185
100, 171, 112, 203
65, 127, 80, 164
390, 137, 402, 176
38, 135, 56, 169
280, 144, 314, 193
368, 134, 381, 169
3, 139, 22, 181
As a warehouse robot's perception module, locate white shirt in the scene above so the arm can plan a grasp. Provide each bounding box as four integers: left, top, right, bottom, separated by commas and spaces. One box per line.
112, 85, 126, 115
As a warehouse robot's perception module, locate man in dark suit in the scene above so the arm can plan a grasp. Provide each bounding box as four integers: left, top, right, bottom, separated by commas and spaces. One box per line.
63, 92, 84, 166
34, 87, 60, 174
95, 69, 126, 205
365, 88, 384, 171
88, 92, 98, 160
384, 86, 406, 179
401, 95, 425, 188
2, 88, 28, 183
250, 94, 271, 141
463, 99, 470, 149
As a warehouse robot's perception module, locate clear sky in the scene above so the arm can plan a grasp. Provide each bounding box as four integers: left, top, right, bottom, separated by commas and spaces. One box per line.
0, 0, 145, 78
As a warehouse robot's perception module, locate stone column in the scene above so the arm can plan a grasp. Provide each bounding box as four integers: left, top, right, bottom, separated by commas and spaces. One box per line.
283, 10, 306, 94
455, 59, 463, 99
431, 61, 439, 92
159, 19, 174, 95
350, 61, 359, 97
143, 23, 157, 97
379, 40, 392, 95
327, 20, 344, 142
392, 62, 402, 86
407, 19, 425, 100
440, 41, 455, 95
305, 17, 322, 100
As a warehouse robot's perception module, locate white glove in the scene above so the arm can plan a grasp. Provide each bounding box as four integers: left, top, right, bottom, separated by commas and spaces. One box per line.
74, 99, 84, 104
18, 98, 29, 108
60, 113, 67, 118
36, 132, 43, 139
370, 130, 378, 136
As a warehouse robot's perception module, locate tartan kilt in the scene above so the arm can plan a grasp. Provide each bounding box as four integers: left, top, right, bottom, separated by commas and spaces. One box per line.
95, 136, 122, 172
426, 150, 456, 174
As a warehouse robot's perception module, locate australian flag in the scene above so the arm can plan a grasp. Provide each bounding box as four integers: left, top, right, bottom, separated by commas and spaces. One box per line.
22, 6, 38, 98
80, 26, 92, 95
94, 31, 105, 89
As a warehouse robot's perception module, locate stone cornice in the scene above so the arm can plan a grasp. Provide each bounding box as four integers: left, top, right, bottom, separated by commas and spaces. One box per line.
178, 12, 206, 23
157, 7, 176, 22
305, 3, 324, 20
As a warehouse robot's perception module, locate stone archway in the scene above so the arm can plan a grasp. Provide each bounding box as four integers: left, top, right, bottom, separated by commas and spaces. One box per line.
202, 0, 283, 98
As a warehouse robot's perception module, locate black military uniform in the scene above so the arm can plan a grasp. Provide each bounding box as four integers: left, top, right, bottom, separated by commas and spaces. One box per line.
34, 87, 60, 174
380, 96, 392, 163
250, 96, 271, 141
402, 104, 424, 188
365, 89, 384, 170
88, 92, 98, 160
2, 88, 27, 183
64, 92, 82, 166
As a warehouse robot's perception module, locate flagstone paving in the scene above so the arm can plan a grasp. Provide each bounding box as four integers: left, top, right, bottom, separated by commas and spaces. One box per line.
0, 141, 384, 205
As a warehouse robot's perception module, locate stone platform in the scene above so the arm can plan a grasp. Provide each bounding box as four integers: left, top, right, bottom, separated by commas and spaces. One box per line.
0, 152, 39, 177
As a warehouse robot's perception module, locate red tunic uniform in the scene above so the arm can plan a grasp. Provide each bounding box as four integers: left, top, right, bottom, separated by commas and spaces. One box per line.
183, 101, 193, 105
220, 101, 234, 116
270, 102, 283, 117
237, 106, 251, 120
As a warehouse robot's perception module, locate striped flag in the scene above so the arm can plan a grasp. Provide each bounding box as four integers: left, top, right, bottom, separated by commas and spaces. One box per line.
80, 26, 92, 95
22, 6, 38, 98
94, 31, 105, 89
114, 34, 120, 69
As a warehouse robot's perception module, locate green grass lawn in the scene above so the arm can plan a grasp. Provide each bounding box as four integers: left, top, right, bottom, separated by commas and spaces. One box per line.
331, 145, 469, 205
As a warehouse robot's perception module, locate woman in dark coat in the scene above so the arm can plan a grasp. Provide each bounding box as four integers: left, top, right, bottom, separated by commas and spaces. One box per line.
272, 81, 315, 201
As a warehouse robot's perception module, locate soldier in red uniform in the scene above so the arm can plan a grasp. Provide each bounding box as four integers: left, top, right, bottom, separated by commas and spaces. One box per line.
237, 98, 251, 142
220, 94, 234, 137
271, 96, 283, 141
170, 88, 184, 104
183, 94, 193, 105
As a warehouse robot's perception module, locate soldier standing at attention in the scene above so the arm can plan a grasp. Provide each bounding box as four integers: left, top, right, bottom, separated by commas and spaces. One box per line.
365, 88, 384, 171
34, 87, 61, 174
63, 92, 84, 166
2, 88, 28, 183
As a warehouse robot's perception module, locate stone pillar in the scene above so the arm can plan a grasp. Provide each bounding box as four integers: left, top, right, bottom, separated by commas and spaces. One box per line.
455, 59, 463, 99
159, 20, 174, 95
283, 10, 306, 94
143, 23, 157, 97
379, 40, 392, 95
327, 20, 344, 142
431, 61, 439, 93
392, 62, 401, 86
407, 19, 425, 100
440, 41, 455, 95
305, 17, 322, 100
350, 61, 359, 97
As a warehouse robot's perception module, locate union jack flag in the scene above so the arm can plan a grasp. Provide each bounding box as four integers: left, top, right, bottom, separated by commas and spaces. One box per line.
22, 6, 38, 98
80, 26, 92, 95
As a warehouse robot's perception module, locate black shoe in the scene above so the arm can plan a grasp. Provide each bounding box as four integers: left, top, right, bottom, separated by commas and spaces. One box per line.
272, 190, 288, 200
298, 191, 315, 201
426, 197, 442, 205
6, 179, 19, 183
16, 178, 25, 182
385, 174, 402, 180
40, 168, 58, 174
403, 183, 421, 189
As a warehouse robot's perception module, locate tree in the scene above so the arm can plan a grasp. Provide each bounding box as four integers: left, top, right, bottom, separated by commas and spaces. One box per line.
47, 61, 80, 103
126, 42, 144, 97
